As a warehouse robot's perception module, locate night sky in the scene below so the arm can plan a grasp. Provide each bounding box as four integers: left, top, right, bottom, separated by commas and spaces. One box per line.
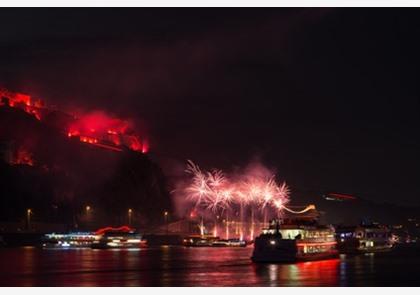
1, 8, 420, 206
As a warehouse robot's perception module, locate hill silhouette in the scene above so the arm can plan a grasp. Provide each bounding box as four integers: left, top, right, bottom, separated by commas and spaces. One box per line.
0, 105, 171, 229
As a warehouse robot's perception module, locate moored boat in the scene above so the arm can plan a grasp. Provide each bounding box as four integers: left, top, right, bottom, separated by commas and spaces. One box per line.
183, 235, 247, 247
336, 224, 393, 254
212, 239, 247, 247
182, 235, 218, 247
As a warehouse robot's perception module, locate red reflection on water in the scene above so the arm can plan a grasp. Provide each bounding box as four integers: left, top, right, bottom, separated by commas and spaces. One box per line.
293, 259, 340, 286
183, 247, 262, 286
253, 258, 340, 286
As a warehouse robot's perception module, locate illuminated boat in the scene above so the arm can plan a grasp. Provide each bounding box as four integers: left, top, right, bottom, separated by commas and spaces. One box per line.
182, 235, 247, 247
182, 235, 217, 247
91, 226, 147, 249
336, 224, 393, 253
212, 239, 247, 247
42, 232, 98, 248
251, 206, 338, 263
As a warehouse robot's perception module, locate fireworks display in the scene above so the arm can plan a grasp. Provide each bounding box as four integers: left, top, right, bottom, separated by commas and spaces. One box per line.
181, 160, 291, 240
185, 160, 289, 213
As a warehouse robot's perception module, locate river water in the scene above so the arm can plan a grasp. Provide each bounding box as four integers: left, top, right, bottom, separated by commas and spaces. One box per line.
0, 246, 418, 286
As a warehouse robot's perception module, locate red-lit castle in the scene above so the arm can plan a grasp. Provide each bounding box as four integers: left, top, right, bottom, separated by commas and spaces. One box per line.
0, 87, 148, 154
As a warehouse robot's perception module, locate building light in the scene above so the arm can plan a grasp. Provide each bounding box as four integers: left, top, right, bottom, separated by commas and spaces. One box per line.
270, 240, 276, 245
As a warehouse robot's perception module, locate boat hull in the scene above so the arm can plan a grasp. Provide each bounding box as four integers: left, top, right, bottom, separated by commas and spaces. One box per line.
252, 236, 338, 263
91, 242, 147, 249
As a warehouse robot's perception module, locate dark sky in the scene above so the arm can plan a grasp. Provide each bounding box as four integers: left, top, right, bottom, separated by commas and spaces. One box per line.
1, 8, 420, 206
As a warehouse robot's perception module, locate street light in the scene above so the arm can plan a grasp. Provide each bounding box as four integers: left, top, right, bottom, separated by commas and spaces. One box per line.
164, 211, 169, 235
128, 208, 133, 226
26, 209, 32, 230
85, 205, 92, 229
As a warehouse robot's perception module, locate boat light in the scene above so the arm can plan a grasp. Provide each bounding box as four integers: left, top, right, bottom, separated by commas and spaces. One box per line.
127, 239, 141, 243
296, 241, 337, 247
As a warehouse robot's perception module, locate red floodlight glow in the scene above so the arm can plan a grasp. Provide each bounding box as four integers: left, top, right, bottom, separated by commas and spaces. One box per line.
1, 88, 150, 153
94, 225, 134, 236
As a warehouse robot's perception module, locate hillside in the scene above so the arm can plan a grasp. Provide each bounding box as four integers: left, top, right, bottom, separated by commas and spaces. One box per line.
0, 105, 171, 229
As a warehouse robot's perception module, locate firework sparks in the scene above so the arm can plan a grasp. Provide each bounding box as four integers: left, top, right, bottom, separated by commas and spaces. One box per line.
184, 160, 290, 213
185, 160, 212, 207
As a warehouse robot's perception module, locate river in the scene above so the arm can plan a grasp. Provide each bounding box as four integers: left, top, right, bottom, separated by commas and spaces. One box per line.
0, 246, 418, 286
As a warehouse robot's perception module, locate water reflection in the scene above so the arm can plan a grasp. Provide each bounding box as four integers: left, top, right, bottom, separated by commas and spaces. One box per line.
339, 255, 347, 286
253, 258, 339, 286
0, 246, 419, 286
